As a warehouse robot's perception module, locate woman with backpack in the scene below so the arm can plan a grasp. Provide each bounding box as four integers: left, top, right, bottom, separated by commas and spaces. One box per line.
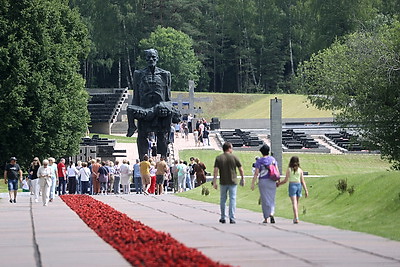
277, 156, 308, 224
251, 144, 280, 224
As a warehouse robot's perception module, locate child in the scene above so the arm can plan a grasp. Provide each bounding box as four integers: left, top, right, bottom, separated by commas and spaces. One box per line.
22, 177, 30, 192
277, 156, 308, 224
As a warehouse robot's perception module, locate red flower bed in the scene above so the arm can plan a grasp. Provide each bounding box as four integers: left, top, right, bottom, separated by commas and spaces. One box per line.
61, 195, 230, 267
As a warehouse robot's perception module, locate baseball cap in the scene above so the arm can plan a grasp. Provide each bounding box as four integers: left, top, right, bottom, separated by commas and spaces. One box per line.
10, 157, 17, 161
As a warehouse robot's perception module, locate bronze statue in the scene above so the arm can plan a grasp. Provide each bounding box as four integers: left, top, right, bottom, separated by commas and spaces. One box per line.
127, 49, 180, 160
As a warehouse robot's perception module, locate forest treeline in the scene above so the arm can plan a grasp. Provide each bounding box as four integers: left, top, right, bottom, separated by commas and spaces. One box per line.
69, 0, 400, 93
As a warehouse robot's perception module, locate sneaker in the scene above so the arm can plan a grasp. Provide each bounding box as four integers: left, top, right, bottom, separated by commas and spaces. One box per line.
13, 199, 16, 203
293, 218, 299, 224
9, 199, 13, 203
219, 219, 226, 224
270, 215, 275, 224
229, 219, 236, 224
34, 199, 39, 203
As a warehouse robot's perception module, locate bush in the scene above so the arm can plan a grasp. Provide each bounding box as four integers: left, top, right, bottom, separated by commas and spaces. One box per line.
347, 185, 355, 196
336, 179, 348, 194
201, 186, 210, 196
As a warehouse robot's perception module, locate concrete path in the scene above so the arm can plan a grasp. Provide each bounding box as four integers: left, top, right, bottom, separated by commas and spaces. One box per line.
1, 192, 400, 266
95, 194, 400, 267
0, 192, 129, 267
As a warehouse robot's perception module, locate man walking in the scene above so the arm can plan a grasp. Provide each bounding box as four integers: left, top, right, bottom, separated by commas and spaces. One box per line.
91, 158, 101, 195
57, 158, 67, 195
140, 155, 151, 195
213, 142, 245, 224
155, 156, 168, 195
133, 159, 142, 194
4, 157, 23, 203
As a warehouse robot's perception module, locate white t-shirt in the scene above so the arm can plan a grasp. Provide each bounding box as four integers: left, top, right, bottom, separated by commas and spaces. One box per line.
120, 164, 130, 176
79, 167, 91, 182
67, 166, 78, 177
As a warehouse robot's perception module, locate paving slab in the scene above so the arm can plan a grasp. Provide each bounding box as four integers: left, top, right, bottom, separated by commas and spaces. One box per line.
95, 194, 400, 267
0, 192, 130, 267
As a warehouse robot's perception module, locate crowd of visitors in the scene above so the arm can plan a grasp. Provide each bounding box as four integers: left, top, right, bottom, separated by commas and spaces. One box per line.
171, 117, 210, 147
3, 121, 308, 225
3, 151, 211, 205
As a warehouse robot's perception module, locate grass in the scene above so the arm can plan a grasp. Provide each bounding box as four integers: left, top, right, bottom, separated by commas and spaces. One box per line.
90, 133, 136, 143
179, 171, 400, 241
0, 180, 10, 193
170, 92, 333, 120
178, 150, 391, 176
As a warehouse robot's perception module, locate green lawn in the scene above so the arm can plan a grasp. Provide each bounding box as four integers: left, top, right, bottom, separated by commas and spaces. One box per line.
90, 133, 136, 143
178, 150, 391, 176
171, 92, 333, 120
0, 180, 10, 193
179, 171, 400, 241
224, 94, 333, 119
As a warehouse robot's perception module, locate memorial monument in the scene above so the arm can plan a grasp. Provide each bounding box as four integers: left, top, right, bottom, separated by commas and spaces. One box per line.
126, 49, 180, 160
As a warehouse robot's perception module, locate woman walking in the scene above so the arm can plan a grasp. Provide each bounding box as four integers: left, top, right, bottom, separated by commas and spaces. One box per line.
67, 161, 78, 194
194, 158, 207, 186
79, 162, 91, 194
278, 156, 309, 224
251, 144, 280, 224
177, 160, 187, 192
120, 159, 130, 194
29, 157, 41, 202
37, 159, 53, 206
113, 160, 121, 194
98, 161, 109, 195
48, 158, 58, 202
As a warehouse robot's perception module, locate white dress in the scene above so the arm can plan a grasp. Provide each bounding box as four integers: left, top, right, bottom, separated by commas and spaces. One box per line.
120, 164, 130, 186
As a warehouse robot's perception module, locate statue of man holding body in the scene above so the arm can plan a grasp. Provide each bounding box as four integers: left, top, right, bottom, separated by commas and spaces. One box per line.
127, 49, 180, 160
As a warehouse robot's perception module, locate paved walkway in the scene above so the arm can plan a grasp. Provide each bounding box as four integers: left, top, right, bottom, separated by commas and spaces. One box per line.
0, 192, 129, 267
1, 192, 400, 266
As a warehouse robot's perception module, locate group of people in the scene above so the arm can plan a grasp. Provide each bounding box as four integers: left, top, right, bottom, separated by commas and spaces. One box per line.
170, 157, 207, 193
131, 154, 208, 195
170, 117, 210, 147
4, 141, 308, 224
3, 157, 137, 206
213, 142, 308, 224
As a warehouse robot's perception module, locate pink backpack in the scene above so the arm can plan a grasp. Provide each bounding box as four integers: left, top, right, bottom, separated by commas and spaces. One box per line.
268, 163, 280, 181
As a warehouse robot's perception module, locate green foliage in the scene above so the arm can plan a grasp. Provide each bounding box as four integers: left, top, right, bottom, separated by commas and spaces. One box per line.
0, 0, 90, 168
336, 179, 348, 194
295, 18, 400, 167
201, 185, 210, 196
69, 0, 391, 93
180, 171, 400, 241
138, 26, 201, 91
347, 185, 355, 196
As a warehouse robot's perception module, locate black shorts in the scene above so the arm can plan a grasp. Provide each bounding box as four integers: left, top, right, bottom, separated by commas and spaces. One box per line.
156, 175, 164, 185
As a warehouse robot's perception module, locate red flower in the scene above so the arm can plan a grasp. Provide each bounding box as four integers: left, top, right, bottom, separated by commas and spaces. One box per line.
61, 195, 230, 267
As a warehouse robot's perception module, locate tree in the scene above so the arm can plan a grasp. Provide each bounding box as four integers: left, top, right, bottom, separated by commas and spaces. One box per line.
0, 0, 90, 168
138, 26, 201, 91
295, 17, 400, 168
